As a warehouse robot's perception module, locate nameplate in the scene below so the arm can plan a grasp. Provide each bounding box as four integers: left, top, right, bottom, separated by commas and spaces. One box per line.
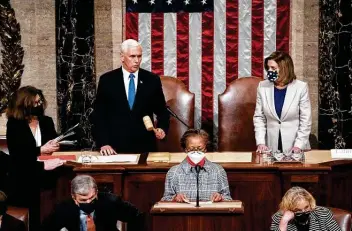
331, 149, 352, 159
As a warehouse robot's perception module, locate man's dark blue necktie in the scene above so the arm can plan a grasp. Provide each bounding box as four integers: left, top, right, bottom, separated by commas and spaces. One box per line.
128, 73, 135, 109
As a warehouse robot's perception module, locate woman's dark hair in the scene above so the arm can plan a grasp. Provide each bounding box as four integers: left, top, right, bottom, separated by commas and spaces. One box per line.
180, 129, 209, 150
6, 86, 47, 120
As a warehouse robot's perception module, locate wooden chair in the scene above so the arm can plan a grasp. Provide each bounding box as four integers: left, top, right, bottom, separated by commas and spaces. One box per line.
218, 77, 262, 151
329, 207, 352, 231
157, 76, 194, 152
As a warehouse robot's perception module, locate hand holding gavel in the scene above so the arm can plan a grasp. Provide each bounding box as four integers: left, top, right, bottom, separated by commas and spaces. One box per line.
143, 116, 166, 140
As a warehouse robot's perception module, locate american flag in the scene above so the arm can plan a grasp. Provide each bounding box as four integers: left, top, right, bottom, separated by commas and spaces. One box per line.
125, 0, 290, 142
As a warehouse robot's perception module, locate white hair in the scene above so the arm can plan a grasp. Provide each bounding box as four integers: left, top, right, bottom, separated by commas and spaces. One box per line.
121, 39, 141, 54
71, 175, 97, 195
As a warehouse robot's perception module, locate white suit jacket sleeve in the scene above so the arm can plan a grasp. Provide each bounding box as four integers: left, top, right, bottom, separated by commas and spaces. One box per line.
293, 83, 312, 149
253, 83, 267, 146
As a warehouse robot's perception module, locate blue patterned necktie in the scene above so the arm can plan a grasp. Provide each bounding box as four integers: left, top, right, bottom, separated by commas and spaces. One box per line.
128, 73, 136, 109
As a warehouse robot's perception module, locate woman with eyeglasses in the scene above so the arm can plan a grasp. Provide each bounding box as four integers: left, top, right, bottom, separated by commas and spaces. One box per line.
6, 86, 64, 230
161, 129, 232, 203
270, 186, 341, 231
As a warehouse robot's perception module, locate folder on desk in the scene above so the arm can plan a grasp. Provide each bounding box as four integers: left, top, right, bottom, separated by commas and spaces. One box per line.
38, 155, 77, 161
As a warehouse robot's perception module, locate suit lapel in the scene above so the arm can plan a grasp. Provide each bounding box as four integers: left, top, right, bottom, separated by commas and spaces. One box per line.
264, 83, 280, 121
132, 70, 147, 112
280, 80, 298, 120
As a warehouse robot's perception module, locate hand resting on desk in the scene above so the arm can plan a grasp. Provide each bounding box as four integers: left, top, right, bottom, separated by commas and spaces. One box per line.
100, 145, 117, 156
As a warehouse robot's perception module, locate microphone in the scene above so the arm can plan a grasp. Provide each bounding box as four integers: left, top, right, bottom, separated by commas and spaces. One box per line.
194, 165, 202, 207
166, 106, 190, 128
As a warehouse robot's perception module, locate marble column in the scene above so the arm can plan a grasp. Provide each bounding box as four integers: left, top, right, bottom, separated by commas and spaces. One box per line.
319, 0, 352, 148
56, 0, 96, 148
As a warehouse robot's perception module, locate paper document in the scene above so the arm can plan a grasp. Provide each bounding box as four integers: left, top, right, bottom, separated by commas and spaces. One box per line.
331, 149, 352, 159
153, 201, 242, 209
184, 200, 213, 205
78, 154, 138, 163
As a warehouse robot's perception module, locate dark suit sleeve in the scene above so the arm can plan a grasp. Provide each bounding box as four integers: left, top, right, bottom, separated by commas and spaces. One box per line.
94, 74, 110, 148
153, 76, 170, 134
111, 195, 143, 231
6, 118, 44, 170
40, 203, 67, 231
45, 117, 58, 141
17, 219, 26, 231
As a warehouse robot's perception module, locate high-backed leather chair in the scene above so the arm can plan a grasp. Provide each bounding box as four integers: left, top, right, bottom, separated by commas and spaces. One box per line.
7, 206, 29, 231
218, 77, 262, 151
329, 207, 352, 231
157, 76, 194, 152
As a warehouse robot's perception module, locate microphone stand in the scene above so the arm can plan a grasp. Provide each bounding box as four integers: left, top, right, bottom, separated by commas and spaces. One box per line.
195, 165, 201, 207
166, 106, 190, 129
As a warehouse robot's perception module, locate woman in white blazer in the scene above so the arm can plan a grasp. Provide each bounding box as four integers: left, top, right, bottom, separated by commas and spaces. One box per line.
253, 51, 312, 153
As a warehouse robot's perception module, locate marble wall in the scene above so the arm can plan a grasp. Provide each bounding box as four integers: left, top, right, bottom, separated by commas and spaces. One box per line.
56, 0, 96, 148
0, 0, 56, 134
319, 0, 352, 149
290, 0, 319, 147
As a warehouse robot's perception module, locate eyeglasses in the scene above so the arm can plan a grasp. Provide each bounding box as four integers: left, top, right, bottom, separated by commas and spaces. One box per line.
185, 147, 206, 153
34, 99, 43, 106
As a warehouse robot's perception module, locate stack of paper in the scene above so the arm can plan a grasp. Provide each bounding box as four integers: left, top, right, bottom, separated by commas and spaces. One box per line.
77, 154, 138, 163
147, 152, 170, 163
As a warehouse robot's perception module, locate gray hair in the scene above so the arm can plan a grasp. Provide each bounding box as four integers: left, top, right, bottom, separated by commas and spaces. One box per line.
71, 175, 97, 195
121, 39, 141, 54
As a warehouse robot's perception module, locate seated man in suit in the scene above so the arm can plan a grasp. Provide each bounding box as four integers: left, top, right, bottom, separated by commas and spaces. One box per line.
0, 191, 26, 231
161, 129, 232, 203
41, 175, 142, 231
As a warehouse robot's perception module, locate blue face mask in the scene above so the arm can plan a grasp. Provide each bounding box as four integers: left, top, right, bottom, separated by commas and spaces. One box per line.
267, 70, 279, 82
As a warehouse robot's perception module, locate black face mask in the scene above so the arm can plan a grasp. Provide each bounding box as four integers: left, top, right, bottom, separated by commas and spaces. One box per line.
267, 70, 279, 82
294, 211, 310, 225
0, 202, 7, 216
30, 106, 44, 117
79, 199, 96, 214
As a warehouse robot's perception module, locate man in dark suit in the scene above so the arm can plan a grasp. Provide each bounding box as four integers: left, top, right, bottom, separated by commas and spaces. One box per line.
94, 39, 170, 155
0, 191, 26, 231
41, 175, 142, 231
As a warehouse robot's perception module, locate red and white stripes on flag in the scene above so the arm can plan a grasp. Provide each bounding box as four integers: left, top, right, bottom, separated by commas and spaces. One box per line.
125, 0, 290, 140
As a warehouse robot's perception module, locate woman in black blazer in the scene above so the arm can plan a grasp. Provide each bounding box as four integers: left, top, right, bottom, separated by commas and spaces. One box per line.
6, 86, 64, 231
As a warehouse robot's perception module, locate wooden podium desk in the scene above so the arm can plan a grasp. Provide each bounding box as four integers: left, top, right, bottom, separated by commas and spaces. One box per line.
150, 201, 245, 231
45, 151, 352, 231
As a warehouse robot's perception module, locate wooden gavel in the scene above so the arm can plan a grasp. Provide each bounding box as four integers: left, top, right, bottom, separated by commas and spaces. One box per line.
143, 116, 157, 133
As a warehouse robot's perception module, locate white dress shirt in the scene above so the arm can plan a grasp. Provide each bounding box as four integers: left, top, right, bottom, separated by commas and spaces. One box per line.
34, 124, 42, 147
122, 67, 139, 99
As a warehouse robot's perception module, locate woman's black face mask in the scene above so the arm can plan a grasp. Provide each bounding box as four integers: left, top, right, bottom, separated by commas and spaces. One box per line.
30, 106, 44, 117
294, 211, 310, 225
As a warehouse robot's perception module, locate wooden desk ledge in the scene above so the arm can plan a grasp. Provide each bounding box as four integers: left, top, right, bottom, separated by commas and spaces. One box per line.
151, 201, 244, 214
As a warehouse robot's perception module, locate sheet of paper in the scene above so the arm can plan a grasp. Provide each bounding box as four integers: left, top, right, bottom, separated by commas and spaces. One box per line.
185, 200, 213, 205
78, 154, 138, 163
304, 150, 332, 164
208, 152, 252, 163
153, 201, 242, 209
169, 153, 187, 163
331, 149, 352, 159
